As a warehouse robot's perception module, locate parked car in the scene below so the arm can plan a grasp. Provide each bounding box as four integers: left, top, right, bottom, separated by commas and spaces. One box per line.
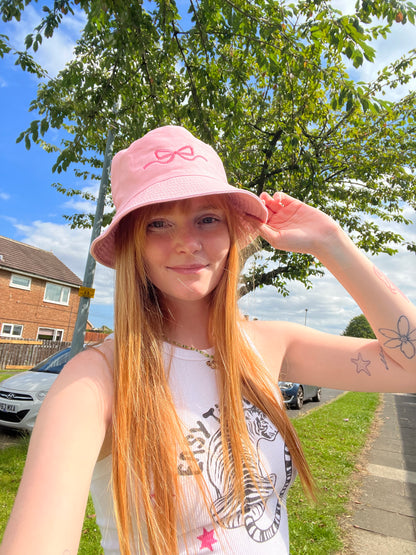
278, 381, 321, 410
0, 347, 72, 431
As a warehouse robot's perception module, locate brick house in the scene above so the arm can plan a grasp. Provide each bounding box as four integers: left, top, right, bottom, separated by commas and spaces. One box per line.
0, 236, 82, 342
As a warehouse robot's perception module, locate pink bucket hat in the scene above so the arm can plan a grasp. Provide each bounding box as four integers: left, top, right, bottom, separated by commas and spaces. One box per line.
91, 125, 267, 268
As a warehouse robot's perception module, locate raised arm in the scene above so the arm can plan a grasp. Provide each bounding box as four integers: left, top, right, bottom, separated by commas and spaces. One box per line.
0, 345, 113, 555
254, 192, 416, 392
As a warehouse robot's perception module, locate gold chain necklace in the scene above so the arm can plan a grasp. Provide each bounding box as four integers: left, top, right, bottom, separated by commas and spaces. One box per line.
168, 340, 217, 369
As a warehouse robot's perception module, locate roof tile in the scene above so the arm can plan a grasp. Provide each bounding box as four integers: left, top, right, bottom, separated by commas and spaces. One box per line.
0, 236, 82, 287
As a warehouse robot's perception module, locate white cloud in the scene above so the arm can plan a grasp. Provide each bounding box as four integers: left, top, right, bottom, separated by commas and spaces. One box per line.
0, 215, 18, 227
240, 238, 416, 336
3, 4, 85, 78
0, 192, 10, 201
332, 0, 416, 101
62, 182, 112, 215
63, 198, 98, 213
239, 273, 358, 335
239, 202, 416, 335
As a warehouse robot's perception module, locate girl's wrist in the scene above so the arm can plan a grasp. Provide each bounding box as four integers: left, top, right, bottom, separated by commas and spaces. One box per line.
313, 224, 357, 269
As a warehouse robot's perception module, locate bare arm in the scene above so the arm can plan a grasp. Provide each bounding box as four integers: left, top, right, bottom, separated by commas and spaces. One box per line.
0, 347, 113, 555
254, 192, 416, 392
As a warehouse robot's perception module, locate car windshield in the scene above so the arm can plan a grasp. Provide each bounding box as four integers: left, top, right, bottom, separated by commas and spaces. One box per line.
30, 349, 71, 374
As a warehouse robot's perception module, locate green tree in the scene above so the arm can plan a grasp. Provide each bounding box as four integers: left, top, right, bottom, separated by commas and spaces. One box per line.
1, 0, 416, 296
342, 314, 376, 338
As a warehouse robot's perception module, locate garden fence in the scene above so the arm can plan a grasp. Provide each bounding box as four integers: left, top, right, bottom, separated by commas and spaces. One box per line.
0, 339, 72, 369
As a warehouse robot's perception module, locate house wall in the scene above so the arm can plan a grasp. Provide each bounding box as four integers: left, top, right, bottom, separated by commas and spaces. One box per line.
0, 269, 80, 341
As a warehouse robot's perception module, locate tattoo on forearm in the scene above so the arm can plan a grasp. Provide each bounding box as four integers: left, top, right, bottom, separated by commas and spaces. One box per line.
351, 352, 371, 376
373, 266, 409, 302
379, 348, 389, 370
379, 315, 416, 360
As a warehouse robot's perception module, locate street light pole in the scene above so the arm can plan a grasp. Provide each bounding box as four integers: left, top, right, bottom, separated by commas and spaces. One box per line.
304, 308, 308, 326
69, 123, 116, 360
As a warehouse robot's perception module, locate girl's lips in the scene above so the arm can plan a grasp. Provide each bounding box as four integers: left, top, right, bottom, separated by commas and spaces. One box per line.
168, 264, 207, 274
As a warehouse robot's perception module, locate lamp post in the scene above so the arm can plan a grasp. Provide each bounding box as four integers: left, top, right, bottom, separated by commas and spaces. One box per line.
69, 125, 115, 360
69, 98, 121, 360
304, 308, 308, 326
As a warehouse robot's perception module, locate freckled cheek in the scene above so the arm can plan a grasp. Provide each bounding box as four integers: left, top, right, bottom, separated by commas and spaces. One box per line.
142, 242, 170, 284
143, 236, 172, 262
212, 238, 231, 269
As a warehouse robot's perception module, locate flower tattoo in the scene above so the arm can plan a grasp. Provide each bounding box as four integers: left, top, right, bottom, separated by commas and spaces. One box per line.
379, 315, 416, 360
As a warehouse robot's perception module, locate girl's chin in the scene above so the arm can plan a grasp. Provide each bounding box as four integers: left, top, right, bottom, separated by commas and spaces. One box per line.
162, 288, 215, 304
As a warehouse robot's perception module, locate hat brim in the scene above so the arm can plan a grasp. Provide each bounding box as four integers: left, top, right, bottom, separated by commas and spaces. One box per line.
90, 175, 267, 268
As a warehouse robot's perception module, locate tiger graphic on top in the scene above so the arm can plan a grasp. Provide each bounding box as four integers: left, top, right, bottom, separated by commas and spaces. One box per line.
206, 399, 293, 543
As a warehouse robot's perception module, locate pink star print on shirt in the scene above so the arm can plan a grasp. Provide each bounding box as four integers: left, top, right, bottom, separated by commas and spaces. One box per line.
197, 527, 218, 551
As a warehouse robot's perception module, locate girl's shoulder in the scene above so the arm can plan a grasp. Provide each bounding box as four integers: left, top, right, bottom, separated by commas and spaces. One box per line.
64, 336, 115, 380
241, 318, 298, 345
86, 335, 115, 378
241, 319, 296, 380
54, 338, 115, 421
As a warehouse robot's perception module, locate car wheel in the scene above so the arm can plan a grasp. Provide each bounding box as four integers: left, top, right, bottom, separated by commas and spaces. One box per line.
292, 386, 304, 409
312, 388, 322, 402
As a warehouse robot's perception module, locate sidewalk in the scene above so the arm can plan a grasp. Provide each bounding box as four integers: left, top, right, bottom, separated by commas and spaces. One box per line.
343, 392, 416, 554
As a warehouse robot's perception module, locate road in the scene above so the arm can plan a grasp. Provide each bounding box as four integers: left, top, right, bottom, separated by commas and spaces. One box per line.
286, 387, 345, 418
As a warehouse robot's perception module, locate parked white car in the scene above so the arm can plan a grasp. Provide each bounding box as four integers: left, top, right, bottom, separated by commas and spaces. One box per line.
0, 348, 72, 431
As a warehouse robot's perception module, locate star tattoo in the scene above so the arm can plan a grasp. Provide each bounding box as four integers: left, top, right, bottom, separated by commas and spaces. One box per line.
197, 527, 218, 552
351, 353, 371, 376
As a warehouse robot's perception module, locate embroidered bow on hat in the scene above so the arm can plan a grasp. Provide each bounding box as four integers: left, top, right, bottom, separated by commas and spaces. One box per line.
143, 146, 207, 169
90, 125, 268, 269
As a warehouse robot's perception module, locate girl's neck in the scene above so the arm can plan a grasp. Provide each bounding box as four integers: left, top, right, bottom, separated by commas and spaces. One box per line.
163, 298, 212, 349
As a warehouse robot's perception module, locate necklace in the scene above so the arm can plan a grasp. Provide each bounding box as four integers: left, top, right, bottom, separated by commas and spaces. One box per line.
168, 340, 217, 369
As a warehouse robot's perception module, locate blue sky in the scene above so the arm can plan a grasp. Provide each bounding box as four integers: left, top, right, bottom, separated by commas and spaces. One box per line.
0, 1, 415, 334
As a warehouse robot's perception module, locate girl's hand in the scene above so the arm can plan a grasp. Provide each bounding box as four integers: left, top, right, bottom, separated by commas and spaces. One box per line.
258, 191, 341, 257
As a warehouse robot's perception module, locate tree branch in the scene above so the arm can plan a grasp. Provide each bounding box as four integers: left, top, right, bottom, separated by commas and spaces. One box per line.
239, 265, 294, 297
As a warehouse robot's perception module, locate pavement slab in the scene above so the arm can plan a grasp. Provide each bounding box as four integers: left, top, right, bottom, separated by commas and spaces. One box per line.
342, 393, 416, 554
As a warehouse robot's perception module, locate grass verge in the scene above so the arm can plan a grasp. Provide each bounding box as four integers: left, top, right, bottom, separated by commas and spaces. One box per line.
287, 391, 380, 554
0, 370, 26, 383
0, 392, 379, 553
0, 436, 103, 554
0, 373, 17, 383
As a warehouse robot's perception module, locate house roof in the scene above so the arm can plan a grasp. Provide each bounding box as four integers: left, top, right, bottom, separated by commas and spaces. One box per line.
0, 236, 82, 287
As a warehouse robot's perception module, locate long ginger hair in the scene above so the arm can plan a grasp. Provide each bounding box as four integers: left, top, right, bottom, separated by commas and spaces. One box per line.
112, 195, 314, 554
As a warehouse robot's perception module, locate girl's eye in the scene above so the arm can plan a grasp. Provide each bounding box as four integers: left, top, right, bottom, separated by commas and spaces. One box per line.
147, 220, 170, 231
199, 215, 221, 225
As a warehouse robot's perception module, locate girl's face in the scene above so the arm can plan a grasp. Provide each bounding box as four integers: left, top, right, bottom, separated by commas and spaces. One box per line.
142, 197, 231, 305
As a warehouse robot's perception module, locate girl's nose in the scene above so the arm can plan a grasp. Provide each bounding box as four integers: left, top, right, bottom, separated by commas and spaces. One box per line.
174, 225, 202, 253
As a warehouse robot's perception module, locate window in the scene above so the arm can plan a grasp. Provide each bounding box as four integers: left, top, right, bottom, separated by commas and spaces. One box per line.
44, 283, 70, 305
1, 323, 23, 338
10, 274, 31, 290
37, 328, 64, 341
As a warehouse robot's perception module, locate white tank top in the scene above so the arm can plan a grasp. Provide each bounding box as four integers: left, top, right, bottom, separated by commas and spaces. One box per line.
90, 343, 295, 554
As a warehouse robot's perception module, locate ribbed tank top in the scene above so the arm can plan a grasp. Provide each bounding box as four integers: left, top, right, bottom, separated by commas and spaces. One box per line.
90, 343, 295, 553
